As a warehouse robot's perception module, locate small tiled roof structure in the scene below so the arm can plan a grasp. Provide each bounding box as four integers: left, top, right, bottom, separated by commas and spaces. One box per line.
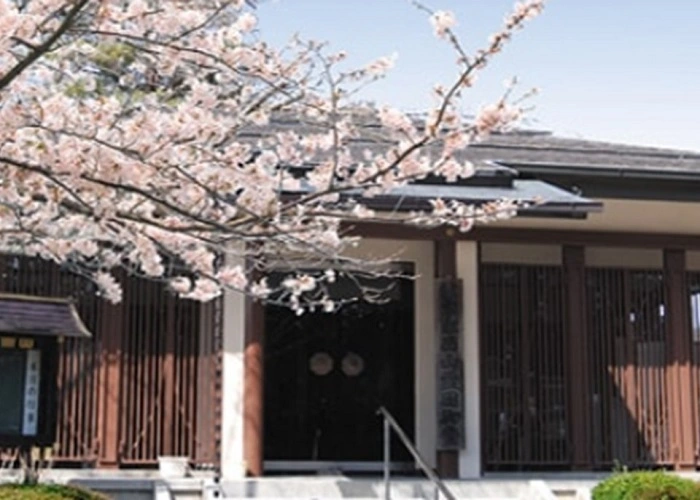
0, 294, 92, 338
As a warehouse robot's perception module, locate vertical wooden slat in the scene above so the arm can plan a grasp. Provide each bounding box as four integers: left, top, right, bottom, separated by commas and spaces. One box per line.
163, 293, 176, 456
174, 301, 183, 456
0, 255, 220, 468
603, 269, 614, 465
519, 267, 532, 465
480, 263, 567, 470
688, 273, 700, 466
586, 267, 676, 468
184, 301, 196, 458
664, 250, 695, 468
135, 278, 146, 461
564, 246, 591, 468
495, 267, 504, 464
634, 272, 645, 462
96, 284, 124, 467
622, 270, 638, 464
558, 267, 568, 463
151, 282, 160, 461
196, 301, 216, 464
122, 278, 133, 462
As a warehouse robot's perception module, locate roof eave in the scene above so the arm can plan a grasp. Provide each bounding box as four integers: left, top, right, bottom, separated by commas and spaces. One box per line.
495, 160, 700, 182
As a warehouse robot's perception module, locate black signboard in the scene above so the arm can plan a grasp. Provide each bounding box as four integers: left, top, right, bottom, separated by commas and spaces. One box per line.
436, 278, 465, 450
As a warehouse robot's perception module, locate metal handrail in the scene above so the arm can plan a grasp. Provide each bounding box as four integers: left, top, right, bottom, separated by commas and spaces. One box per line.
377, 406, 457, 500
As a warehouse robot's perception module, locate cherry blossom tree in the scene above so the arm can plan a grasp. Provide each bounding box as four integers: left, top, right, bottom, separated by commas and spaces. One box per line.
0, 0, 545, 311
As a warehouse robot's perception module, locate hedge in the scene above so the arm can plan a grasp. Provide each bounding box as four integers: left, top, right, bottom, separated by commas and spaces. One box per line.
592, 471, 700, 500
0, 484, 107, 500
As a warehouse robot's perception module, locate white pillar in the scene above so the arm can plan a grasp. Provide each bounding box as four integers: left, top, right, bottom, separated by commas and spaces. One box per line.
412, 242, 436, 468
457, 241, 482, 478
220, 259, 247, 479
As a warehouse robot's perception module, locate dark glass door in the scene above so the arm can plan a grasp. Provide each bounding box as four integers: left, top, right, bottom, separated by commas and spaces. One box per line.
264, 274, 415, 464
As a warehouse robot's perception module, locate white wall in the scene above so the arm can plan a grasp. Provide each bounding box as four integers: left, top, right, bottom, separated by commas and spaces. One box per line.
457, 241, 482, 478
494, 198, 700, 234
585, 247, 663, 269
481, 243, 562, 265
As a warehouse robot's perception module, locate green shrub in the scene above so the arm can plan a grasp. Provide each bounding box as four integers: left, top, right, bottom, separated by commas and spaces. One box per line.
0, 484, 107, 500
592, 471, 700, 500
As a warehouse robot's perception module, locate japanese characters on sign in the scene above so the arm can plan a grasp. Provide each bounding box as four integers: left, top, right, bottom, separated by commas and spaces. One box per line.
22, 350, 41, 436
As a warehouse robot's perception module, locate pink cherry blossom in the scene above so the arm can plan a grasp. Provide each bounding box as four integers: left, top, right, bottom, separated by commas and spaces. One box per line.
170, 277, 193, 294
250, 278, 271, 299
0, 0, 545, 310
430, 10, 457, 39
95, 272, 123, 304
365, 54, 397, 77
216, 265, 248, 291
235, 13, 258, 33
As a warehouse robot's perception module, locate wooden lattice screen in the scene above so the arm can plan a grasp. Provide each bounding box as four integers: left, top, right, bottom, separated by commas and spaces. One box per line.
480, 261, 695, 471
685, 272, 700, 467
0, 255, 221, 468
479, 264, 569, 469
586, 268, 670, 467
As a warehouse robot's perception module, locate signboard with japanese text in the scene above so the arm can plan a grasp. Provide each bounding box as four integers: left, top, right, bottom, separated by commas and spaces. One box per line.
0, 336, 57, 447
22, 350, 41, 436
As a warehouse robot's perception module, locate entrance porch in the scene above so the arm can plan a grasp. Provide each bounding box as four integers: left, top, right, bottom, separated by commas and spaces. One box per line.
220, 238, 481, 479
223, 229, 700, 479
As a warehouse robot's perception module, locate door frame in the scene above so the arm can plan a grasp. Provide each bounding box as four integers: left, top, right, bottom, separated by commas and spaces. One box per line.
261, 239, 437, 472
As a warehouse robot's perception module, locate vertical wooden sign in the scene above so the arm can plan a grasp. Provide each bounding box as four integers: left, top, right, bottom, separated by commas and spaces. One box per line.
436, 278, 465, 450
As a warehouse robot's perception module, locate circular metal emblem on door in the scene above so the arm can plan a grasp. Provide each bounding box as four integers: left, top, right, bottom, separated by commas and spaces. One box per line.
309, 352, 334, 376
341, 352, 364, 377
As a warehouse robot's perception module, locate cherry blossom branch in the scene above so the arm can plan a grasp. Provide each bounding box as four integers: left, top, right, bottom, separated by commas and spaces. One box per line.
0, 0, 91, 91
0, 0, 547, 309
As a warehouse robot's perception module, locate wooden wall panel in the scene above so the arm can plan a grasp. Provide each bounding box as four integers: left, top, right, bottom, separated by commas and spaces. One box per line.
0, 255, 222, 468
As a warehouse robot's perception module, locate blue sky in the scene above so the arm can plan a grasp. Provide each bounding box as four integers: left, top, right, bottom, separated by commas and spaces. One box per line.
257, 1, 700, 151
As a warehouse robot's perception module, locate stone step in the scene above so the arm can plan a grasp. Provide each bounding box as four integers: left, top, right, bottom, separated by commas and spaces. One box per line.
208, 478, 565, 500
40, 474, 592, 500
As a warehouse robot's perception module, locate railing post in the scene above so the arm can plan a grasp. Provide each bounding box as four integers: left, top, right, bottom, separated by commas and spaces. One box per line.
380, 407, 457, 500
384, 416, 391, 500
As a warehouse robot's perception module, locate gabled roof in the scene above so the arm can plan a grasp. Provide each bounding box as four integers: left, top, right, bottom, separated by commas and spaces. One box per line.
0, 294, 92, 339
244, 112, 700, 176
244, 112, 700, 208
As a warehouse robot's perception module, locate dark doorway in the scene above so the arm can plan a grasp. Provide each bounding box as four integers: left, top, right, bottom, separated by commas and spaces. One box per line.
263, 269, 415, 468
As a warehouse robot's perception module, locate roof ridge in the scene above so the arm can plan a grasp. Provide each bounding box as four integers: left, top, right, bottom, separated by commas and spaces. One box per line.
473, 141, 700, 161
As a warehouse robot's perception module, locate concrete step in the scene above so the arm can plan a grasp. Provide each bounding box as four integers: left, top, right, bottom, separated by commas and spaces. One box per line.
14, 473, 592, 500
211, 478, 559, 499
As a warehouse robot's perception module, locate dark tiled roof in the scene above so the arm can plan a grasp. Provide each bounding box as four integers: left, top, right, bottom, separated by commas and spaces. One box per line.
469, 133, 700, 173
0, 294, 92, 338
244, 112, 700, 174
